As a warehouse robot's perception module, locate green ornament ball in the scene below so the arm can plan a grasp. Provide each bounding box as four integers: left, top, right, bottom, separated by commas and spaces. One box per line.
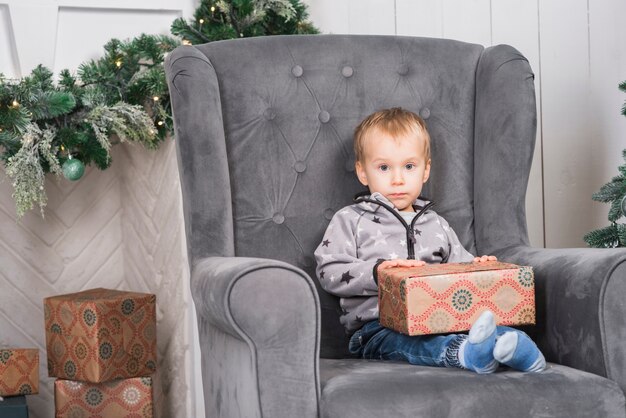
62, 158, 85, 181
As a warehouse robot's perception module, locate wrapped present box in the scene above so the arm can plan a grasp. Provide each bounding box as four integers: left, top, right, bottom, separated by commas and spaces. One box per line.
54, 377, 153, 418
378, 261, 535, 336
44, 288, 156, 383
0, 349, 39, 397
0, 395, 29, 418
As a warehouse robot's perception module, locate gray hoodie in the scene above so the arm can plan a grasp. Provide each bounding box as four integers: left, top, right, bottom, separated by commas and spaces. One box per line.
314, 191, 474, 333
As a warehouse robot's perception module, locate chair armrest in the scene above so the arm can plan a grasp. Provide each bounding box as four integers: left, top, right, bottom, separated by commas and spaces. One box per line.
497, 245, 626, 393
191, 256, 320, 418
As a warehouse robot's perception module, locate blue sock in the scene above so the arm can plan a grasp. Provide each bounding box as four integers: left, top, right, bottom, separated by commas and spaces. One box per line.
493, 331, 546, 372
458, 310, 498, 374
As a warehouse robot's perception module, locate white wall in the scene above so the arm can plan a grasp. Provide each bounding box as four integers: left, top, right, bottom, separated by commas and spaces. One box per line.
304, 0, 626, 248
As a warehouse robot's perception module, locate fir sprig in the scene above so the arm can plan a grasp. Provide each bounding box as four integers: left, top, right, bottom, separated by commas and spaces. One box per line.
171, 0, 318, 44
5, 124, 61, 217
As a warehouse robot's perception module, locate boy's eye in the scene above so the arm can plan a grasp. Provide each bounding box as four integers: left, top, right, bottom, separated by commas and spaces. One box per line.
405, 163, 415, 170
379, 164, 389, 172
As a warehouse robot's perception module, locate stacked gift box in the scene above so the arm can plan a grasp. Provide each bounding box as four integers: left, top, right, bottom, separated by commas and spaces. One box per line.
44, 288, 156, 418
0, 348, 39, 417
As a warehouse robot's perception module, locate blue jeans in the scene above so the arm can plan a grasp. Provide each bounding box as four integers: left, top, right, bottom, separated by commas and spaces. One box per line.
349, 320, 517, 368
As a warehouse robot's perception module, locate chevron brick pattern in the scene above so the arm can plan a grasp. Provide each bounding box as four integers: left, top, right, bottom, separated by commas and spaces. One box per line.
0, 142, 192, 417
119, 141, 192, 418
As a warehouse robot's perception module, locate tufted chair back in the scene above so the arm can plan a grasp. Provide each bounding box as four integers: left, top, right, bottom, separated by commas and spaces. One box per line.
166, 35, 536, 358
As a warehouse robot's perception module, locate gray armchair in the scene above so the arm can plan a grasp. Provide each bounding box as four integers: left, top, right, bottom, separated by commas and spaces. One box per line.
165, 35, 626, 417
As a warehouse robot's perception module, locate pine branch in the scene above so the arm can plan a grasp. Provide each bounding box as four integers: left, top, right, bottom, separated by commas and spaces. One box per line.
619, 223, 626, 247
584, 224, 621, 248
592, 175, 626, 202
29, 91, 76, 120
4, 124, 60, 217
608, 197, 625, 222
620, 79, 626, 115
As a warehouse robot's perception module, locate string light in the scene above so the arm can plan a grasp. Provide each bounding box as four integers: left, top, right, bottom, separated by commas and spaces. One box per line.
61, 145, 65, 151
153, 96, 160, 102
157, 121, 164, 126
182, 39, 191, 45
199, 18, 205, 24
210, 6, 215, 12
11, 100, 19, 107
115, 60, 122, 68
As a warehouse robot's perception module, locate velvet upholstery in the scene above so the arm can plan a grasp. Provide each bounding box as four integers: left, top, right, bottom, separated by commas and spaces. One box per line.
165, 34, 626, 417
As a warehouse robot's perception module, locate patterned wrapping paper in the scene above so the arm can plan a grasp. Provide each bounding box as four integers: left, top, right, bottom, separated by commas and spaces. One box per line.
44, 288, 156, 383
378, 261, 535, 336
0, 348, 39, 396
54, 377, 153, 418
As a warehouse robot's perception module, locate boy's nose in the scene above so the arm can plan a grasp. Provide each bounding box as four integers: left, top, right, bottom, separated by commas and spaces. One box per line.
391, 170, 404, 185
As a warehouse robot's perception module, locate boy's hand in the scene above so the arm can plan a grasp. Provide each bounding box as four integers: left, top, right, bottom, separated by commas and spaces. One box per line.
377, 259, 426, 272
473, 255, 497, 263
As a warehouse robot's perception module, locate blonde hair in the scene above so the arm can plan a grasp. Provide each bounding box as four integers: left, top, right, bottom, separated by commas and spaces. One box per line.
353, 107, 431, 162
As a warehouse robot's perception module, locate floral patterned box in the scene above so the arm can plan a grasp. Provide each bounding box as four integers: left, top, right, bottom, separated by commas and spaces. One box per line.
378, 261, 535, 336
54, 377, 153, 418
0, 348, 39, 396
44, 288, 156, 383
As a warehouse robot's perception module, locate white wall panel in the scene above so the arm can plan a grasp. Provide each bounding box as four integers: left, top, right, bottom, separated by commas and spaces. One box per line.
55, 7, 180, 72
587, 0, 626, 231
442, 0, 491, 46
396, 0, 443, 38
539, 0, 592, 247
8, 4, 58, 75
347, 0, 395, 35
0, 4, 19, 77
303, 0, 350, 34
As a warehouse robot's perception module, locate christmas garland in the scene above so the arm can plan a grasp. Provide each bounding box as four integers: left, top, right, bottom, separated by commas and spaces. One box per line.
0, 0, 318, 218
584, 81, 626, 248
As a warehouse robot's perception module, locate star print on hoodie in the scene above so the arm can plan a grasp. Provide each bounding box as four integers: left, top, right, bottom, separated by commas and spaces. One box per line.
314, 191, 474, 333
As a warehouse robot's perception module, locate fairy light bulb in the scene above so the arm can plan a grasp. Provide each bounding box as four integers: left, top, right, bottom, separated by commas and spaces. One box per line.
153, 96, 160, 102
199, 18, 204, 24
182, 39, 191, 45
115, 60, 122, 68
210, 6, 215, 12
157, 121, 164, 126
11, 100, 19, 107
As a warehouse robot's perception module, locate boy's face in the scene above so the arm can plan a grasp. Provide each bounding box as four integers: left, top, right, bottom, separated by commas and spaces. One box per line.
355, 129, 431, 212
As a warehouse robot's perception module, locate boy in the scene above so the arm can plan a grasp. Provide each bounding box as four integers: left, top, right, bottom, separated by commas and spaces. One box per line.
314, 108, 545, 374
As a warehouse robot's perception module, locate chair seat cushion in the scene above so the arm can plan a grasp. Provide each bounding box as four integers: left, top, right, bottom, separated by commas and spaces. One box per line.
320, 359, 626, 418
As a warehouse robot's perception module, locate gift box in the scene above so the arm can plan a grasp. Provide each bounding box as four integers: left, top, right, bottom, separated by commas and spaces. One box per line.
378, 261, 535, 336
0, 349, 39, 396
44, 288, 156, 383
54, 377, 153, 418
0, 395, 29, 418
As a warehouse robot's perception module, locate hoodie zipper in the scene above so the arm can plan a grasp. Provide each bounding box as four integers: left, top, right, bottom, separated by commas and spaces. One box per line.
353, 193, 435, 260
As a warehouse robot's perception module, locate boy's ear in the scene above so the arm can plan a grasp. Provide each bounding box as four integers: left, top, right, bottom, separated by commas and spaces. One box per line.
423, 159, 431, 183
355, 161, 368, 186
